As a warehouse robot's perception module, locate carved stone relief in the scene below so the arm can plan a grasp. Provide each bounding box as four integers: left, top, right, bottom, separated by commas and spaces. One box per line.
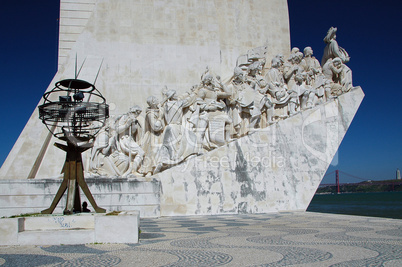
88, 27, 356, 177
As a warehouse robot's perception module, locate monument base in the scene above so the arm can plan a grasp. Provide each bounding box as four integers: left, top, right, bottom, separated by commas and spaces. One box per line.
0, 178, 160, 218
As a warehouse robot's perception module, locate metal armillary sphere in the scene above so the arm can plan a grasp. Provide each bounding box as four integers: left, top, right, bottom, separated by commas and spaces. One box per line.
38, 78, 109, 215
39, 78, 109, 145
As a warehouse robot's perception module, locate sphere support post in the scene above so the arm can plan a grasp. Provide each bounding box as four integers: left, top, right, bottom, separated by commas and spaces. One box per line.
41, 142, 106, 214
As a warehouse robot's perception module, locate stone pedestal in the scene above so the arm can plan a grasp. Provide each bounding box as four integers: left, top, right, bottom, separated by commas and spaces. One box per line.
0, 211, 140, 246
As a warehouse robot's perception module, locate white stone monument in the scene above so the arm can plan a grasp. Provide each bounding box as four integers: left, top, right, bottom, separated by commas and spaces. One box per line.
0, 1, 365, 218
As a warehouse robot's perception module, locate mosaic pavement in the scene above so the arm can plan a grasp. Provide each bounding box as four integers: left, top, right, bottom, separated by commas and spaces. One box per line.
0, 212, 401, 266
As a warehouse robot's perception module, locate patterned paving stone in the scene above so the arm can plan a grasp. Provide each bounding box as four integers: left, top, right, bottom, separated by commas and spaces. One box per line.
170, 237, 225, 249
329, 243, 402, 267
41, 244, 105, 254
256, 246, 333, 266
162, 250, 233, 267
140, 232, 167, 239
0, 254, 64, 266
376, 228, 402, 237
247, 235, 296, 246
188, 226, 219, 232
0, 212, 401, 266
55, 254, 121, 266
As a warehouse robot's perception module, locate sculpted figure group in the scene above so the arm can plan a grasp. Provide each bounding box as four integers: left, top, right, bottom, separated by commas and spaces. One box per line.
88, 27, 355, 177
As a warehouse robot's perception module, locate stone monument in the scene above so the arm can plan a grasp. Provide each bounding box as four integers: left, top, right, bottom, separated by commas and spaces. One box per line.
0, 1, 364, 217
0, 0, 291, 180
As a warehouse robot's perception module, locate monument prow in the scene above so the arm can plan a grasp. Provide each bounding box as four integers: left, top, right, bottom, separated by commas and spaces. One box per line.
157, 87, 364, 215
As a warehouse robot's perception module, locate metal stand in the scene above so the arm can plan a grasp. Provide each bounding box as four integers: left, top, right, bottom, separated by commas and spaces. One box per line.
41, 142, 106, 215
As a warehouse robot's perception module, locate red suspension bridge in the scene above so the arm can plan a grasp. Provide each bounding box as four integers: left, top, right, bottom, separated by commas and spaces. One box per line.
319, 170, 401, 193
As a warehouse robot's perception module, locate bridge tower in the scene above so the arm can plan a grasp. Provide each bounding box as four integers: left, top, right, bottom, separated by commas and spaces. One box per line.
336, 170, 340, 194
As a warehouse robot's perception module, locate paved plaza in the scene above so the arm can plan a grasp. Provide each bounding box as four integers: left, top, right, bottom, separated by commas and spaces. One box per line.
0, 212, 401, 266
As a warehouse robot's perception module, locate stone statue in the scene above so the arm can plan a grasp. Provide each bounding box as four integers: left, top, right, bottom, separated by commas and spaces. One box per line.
265, 57, 290, 104
338, 62, 353, 92
197, 73, 229, 112
313, 72, 332, 104
195, 72, 232, 150
89, 106, 144, 177
301, 47, 321, 82
229, 67, 256, 137
115, 106, 144, 177
246, 61, 274, 128
139, 96, 164, 176
265, 57, 291, 119
178, 84, 200, 133
322, 57, 353, 95
226, 67, 247, 138
301, 46, 327, 104
321, 27, 350, 66
273, 53, 285, 73
154, 89, 198, 173
115, 105, 143, 143
89, 121, 115, 173
288, 73, 315, 115
283, 51, 304, 91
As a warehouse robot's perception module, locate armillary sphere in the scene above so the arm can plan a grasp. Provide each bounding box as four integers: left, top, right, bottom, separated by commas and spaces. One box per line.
38, 78, 109, 215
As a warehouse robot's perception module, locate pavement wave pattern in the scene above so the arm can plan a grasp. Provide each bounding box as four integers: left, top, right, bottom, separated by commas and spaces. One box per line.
0, 212, 401, 266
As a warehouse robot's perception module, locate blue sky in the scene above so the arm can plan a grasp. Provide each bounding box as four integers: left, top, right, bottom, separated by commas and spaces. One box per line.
288, 0, 402, 183
1, 1, 401, 184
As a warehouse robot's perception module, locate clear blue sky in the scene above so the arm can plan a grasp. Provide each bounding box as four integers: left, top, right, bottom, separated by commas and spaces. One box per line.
0, 0, 401, 184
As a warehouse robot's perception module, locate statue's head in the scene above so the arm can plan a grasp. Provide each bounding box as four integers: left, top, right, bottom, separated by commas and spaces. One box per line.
324, 27, 337, 43
234, 66, 244, 81
202, 73, 213, 85
294, 52, 303, 64
291, 47, 300, 54
303, 46, 313, 57
332, 57, 342, 67
248, 61, 262, 75
164, 89, 177, 100
129, 105, 142, 117
271, 57, 282, 68
147, 96, 159, 108
275, 54, 284, 64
